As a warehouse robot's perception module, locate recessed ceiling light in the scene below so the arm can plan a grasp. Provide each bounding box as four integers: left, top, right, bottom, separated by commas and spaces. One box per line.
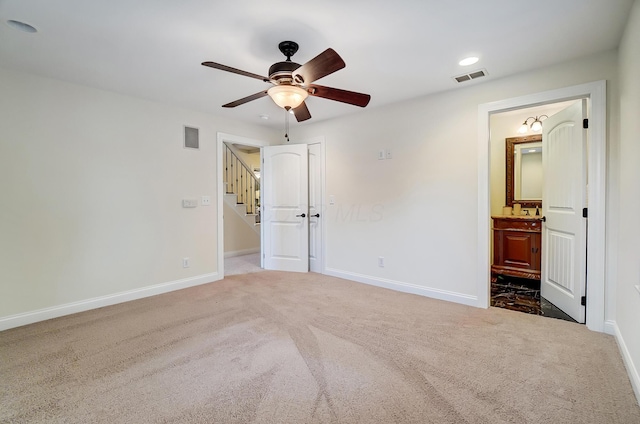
6, 19, 38, 33
459, 56, 479, 66
259, 114, 269, 120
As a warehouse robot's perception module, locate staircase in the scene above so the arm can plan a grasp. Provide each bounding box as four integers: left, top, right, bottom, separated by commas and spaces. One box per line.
223, 143, 260, 234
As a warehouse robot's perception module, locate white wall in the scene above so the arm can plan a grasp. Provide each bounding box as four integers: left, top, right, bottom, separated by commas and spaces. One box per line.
233, 148, 261, 171
223, 201, 260, 255
0, 68, 276, 327
616, 0, 640, 401
295, 49, 619, 307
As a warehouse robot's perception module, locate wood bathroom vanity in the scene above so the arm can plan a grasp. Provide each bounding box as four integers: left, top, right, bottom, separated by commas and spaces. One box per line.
491, 216, 542, 280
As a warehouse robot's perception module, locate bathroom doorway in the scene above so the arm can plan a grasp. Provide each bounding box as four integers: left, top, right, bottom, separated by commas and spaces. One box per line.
477, 80, 608, 333
489, 101, 581, 322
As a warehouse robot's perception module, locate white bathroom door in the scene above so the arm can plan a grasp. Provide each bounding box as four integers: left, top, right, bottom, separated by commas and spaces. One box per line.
541, 100, 587, 323
262, 144, 309, 273
308, 143, 323, 273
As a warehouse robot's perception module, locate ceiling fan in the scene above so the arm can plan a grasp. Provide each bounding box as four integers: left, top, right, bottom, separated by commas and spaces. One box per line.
202, 41, 371, 122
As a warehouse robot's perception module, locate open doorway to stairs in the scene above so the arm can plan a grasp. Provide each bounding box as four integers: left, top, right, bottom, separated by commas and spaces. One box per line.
477, 80, 609, 333
217, 133, 271, 277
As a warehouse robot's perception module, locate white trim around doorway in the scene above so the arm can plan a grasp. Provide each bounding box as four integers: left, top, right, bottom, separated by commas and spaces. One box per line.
477, 80, 607, 333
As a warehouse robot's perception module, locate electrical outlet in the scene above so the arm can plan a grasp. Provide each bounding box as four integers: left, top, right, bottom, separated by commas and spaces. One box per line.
385, 149, 392, 159
201, 195, 211, 206
378, 256, 385, 267
183, 257, 190, 268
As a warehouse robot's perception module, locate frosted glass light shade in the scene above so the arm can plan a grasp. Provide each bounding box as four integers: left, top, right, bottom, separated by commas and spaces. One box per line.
268, 85, 308, 109
531, 120, 543, 132
518, 123, 529, 133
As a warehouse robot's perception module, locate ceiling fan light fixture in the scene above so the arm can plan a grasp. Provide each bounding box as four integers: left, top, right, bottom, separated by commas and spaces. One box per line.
268, 85, 308, 110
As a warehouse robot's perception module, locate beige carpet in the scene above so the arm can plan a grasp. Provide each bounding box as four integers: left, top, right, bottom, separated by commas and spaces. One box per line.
1, 271, 638, 424
224, 253, 263, 276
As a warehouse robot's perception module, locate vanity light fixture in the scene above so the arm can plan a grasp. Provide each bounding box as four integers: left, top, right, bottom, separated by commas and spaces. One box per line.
518, 115, 548, 133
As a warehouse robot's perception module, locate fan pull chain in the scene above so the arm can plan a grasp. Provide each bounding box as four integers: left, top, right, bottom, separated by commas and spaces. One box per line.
284, 107, 290, 142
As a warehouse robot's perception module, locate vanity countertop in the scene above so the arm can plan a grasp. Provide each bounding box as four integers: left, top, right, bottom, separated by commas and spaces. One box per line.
491, 215, 543, 220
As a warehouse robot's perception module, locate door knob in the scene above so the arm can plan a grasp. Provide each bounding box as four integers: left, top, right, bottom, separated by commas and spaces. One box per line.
311, 213, 320, 218
541, 216, 546, 222
296, 213, 306, 218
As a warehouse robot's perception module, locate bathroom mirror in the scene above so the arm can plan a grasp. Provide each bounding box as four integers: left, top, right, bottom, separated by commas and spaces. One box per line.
505, 134, 542, 208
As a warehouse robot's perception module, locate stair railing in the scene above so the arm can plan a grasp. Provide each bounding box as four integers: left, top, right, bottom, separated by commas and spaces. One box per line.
223, 143, 260, 216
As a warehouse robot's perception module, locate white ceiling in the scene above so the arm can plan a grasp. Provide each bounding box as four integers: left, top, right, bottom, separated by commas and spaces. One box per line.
0, 0, 633, 129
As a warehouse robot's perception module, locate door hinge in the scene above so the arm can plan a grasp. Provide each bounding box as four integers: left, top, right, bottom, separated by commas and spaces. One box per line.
581, 296, 586, 306
583, 208, 588, 218
583, 118, 589, 129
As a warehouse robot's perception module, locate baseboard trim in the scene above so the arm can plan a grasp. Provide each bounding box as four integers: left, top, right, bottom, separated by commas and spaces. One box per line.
224, 248, 260, 259
325, 268, 478, 307
612, 321, 640, 405
0, 272, 221, 332
604, 319, 616, 336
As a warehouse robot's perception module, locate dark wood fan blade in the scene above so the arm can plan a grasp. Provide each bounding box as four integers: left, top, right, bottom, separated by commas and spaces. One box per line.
222, 90, 269, 108
307, 84, 371, 107
202, 62, 270, 83
292, 102, 311, 122
292, 49, 345, 84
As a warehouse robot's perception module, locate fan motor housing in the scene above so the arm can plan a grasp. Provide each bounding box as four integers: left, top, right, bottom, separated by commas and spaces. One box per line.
269, 61, 301, 83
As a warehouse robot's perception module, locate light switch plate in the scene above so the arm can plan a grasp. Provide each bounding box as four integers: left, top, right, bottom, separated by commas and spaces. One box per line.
182, 199, 198, 208
378, 150, 385, 160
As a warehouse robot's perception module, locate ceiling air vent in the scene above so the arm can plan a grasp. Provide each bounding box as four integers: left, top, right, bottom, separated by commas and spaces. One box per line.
184, 126, 199, 149
453, 69, 488, 83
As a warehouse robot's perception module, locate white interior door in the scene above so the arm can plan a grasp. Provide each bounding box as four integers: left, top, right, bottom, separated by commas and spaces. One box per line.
541, 100, 587, 323
308, 143, 323, 273
262, 144, 309, 272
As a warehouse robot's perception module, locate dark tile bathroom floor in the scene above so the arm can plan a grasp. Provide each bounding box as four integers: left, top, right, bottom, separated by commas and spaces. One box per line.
491, 276, 577, 323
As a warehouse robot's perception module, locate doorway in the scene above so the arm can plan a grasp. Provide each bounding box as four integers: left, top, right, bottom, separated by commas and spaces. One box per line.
217, 133, 271, 277
489, 100, 582, 322
477, 80, 608, 333
261, 139, 326, 274
216, 133, 326, 277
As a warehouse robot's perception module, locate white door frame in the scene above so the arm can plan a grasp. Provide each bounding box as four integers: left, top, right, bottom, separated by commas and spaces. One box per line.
477, 80, 607, 332
217, 132, 272, 277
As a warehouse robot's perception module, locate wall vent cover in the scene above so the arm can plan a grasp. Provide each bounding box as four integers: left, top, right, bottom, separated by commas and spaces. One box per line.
184, 126, 199, 149
453, 69, 488, 83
